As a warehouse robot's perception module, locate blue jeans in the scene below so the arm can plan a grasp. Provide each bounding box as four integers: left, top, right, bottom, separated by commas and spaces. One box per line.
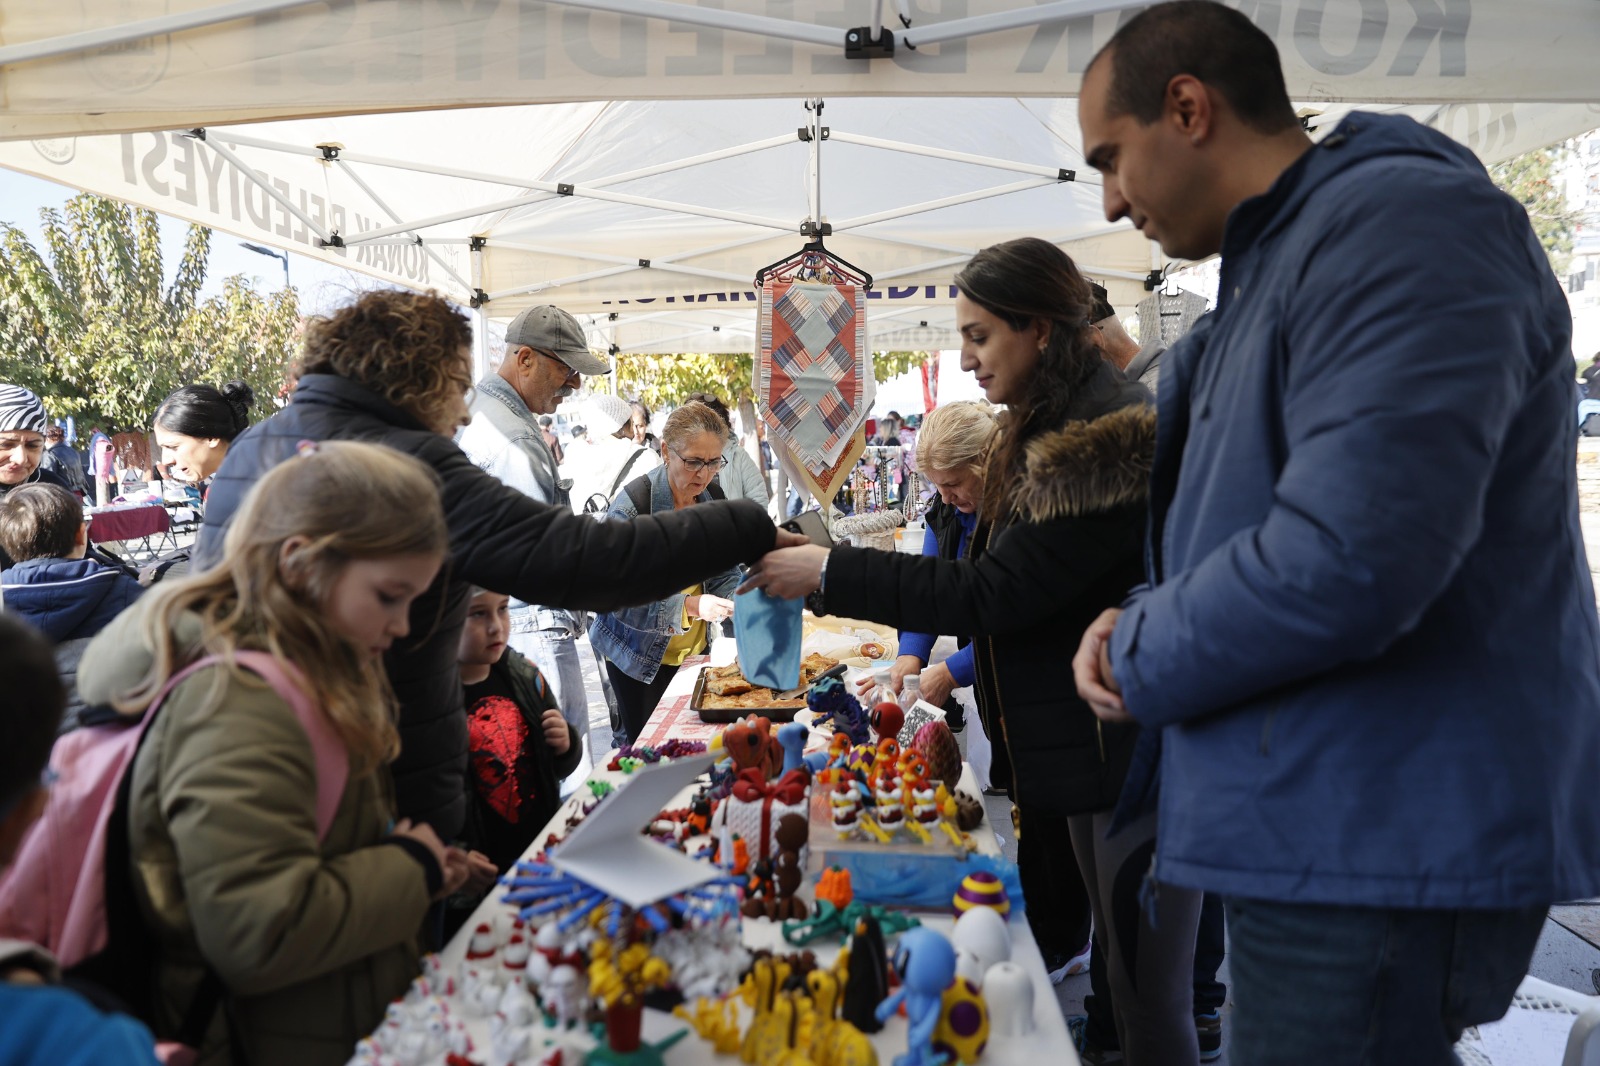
1225, 897, 1546, 1066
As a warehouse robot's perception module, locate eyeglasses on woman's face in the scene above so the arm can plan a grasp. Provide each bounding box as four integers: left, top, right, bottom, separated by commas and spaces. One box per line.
670, 448, 726, 474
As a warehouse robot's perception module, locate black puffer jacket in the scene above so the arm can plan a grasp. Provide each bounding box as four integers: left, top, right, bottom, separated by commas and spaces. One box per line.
822, 364, 1154, 819
195, 374, 777, 838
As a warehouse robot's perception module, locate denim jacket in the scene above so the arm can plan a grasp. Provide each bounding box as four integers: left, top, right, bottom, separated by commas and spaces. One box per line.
456, 374, 577, 635
588, 465, 741, 683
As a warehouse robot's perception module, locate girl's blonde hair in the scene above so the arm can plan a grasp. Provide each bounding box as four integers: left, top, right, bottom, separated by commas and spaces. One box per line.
122, 441, 449, 775
916, 401, 1000, 478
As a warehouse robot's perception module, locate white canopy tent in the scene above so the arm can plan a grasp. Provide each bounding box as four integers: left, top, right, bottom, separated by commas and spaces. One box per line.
0, 0, 1595, 356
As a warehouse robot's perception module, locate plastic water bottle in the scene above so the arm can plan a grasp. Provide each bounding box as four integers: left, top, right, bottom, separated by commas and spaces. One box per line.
867, 663, 897, 708
899, 672, 922, 714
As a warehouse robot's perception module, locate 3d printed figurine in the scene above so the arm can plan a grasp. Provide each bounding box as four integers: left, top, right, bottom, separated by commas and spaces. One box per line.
951, 870, 1011, 917
777, 720, 809, 776
875, 927, 958, 1066
982, 961, 1035, 1037
841, 914, 891, 1034
951, 906, 1011, 984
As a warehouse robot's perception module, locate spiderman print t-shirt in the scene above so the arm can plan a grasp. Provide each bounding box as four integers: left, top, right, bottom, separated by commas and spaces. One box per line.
464, 673, 548, 869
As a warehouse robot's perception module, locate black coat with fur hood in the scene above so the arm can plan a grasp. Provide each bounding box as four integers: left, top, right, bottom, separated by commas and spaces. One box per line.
822, 363, 1154, 818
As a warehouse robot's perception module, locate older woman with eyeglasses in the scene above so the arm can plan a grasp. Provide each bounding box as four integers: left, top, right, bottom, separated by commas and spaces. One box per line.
589, 401, 740, 743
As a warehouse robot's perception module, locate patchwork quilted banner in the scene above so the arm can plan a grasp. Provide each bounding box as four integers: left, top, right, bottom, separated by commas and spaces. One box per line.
757, 279, 873, 478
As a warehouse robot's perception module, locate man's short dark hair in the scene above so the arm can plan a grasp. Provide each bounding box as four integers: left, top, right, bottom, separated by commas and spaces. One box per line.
538, 415, 553, 427
1095, 1, 1298, 135
0, 483, 82, 562
0, 614, 65, 818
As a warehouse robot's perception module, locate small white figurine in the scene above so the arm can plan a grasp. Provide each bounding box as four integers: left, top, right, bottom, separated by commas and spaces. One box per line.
983, 961, 1035, 1037
498, 976, 539, 1029
543, 963, 585, 1030
952, 906, 1013, 987
460, 965, 504, 1018
465, 921, 499, 961
488, 1013, 533, 1066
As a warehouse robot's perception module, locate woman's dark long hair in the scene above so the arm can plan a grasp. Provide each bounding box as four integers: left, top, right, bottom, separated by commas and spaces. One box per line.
154, 380, 255, 442
953, 238, 1102, 521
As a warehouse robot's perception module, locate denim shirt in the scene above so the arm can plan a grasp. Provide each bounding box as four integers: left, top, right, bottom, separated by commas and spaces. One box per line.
456, 373, 576, 634
588, 465, 742, 683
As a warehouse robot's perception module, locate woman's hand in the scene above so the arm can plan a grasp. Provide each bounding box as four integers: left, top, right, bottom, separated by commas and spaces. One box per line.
919, 660, 957, 707
737, 544, 830, 599
690, 594, 735, 623
541, 707, 572, 755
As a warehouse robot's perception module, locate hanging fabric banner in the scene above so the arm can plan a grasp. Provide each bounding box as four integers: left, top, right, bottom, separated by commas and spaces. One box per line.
757, 277, 873, 480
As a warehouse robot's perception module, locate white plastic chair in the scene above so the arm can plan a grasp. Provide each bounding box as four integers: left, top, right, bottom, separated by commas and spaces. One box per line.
1457, 975, 1600, 1066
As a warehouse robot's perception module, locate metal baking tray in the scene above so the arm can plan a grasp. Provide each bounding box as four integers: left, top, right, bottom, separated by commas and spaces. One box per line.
690, 668, 805, 724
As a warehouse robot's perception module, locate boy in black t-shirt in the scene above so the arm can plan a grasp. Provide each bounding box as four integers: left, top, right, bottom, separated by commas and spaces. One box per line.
458, 588, 583, 872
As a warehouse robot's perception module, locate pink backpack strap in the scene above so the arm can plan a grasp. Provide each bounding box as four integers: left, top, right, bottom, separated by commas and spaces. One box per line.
229, 650, 349, 842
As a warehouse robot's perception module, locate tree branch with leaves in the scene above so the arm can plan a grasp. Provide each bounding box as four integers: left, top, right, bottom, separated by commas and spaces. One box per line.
0, 193, 299, 432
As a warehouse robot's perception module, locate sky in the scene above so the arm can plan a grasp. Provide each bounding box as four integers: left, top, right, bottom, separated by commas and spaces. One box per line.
0, 167, 371, 316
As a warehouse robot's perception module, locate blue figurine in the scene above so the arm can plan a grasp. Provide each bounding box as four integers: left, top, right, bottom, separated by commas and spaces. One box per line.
807, 676, 871, 747
875, 926, 956, 1066
777, 721, 809, 776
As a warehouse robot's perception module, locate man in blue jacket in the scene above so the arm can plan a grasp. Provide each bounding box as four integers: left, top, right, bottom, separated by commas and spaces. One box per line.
1071, 3, 1600, 1062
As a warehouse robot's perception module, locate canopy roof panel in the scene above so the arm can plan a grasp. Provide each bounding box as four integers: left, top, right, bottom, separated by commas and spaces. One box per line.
0, 0, 1595, 355
1, 0, 1598, 142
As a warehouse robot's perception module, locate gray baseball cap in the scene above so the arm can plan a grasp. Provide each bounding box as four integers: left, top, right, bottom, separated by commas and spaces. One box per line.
504, 305, 610, 376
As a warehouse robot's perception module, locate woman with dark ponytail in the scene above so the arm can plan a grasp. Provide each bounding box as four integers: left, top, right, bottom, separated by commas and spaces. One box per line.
153, 380, 255, 488
744, 237, 1200, 1065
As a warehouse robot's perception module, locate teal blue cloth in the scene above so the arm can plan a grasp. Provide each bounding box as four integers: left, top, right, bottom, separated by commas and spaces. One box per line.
733, 586, 802, 690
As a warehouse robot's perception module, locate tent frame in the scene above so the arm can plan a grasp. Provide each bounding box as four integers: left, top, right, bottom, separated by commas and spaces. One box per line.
0, 0, 1153, 73
180, 97, 1128, 318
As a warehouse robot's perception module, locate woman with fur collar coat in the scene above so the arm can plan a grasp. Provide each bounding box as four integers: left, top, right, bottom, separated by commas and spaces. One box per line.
743, 238, 1200, 1066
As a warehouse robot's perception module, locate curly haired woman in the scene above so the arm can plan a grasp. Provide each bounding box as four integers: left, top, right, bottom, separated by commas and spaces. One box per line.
196, 289, 795, 847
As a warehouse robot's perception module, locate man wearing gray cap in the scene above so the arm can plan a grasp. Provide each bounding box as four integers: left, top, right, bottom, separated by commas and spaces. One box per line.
457, 305, 615, 775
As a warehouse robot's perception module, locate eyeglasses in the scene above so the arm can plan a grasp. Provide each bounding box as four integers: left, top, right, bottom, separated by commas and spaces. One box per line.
670, 448, 727, 474
536, 349, 582, 384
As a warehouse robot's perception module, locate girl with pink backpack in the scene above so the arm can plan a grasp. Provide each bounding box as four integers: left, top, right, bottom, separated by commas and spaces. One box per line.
62, 440, 469, 1063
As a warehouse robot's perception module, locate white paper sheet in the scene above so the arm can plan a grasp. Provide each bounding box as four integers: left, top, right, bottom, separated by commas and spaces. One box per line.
548, 754, 719, 910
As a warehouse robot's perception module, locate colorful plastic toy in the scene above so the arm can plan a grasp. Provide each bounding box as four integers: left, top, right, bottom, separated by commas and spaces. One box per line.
951, 870, 1010, 917
875, 927, 958, 1066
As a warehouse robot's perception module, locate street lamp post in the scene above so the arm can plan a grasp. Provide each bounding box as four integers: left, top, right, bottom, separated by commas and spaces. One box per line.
239, 241, 291, 289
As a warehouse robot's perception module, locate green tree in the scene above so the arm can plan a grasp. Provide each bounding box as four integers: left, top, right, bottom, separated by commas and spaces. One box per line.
614, 349, 931, 409
0, 193, 300, 430
1491, 144, 1581, 279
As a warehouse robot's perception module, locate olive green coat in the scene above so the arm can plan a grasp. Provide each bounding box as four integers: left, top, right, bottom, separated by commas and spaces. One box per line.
78, 604, 432, 1066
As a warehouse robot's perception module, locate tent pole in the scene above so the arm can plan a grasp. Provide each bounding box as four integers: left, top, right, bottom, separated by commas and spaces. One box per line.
832, 178, 1060, 231
0, 0, 317, 68
484, 265, 644, 303
343, 181, 794, 247
806, 99, 824, 235
334, 158, 473, 292
197, 133, 334, 244
472, 241, 491, 377
828, 131, 1073, 180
